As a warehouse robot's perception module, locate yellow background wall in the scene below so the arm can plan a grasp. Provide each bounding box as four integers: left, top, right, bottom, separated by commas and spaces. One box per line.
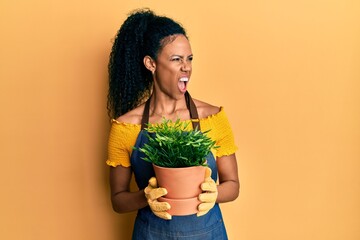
1, 1, 359, 239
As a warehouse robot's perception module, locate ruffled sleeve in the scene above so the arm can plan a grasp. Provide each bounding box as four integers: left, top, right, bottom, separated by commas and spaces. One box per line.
106, 120, 141, 167
200, 107, 238, 157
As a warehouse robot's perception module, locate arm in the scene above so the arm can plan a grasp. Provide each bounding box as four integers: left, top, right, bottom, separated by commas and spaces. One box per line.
216, 153, 240, 203
196, 104, 239, 202
197, 153, 239, 216
109, 165, 148, 213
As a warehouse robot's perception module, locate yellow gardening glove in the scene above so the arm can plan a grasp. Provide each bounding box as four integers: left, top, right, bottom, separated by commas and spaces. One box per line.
144, 177, 172, 220
197, 167, 218, 217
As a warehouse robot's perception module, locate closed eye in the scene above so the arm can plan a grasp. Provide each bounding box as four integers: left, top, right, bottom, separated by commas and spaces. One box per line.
171, 56, 182, 61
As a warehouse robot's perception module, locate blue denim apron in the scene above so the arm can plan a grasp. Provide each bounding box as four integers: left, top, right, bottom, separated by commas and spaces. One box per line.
130, 92, 228, 240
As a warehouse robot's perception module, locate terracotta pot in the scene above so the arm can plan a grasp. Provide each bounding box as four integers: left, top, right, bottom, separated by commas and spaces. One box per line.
153, 164, 206, 199
159, 197, 200, 216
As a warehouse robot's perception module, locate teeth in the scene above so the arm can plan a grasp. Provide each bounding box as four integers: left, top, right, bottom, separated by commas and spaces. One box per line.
180, 77, 189, 82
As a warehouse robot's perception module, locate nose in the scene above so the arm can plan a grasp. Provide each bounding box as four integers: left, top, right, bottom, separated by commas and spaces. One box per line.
181, 60, 191, 72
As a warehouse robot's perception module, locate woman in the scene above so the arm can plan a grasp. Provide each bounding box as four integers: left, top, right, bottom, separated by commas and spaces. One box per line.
107, 9, 239, 239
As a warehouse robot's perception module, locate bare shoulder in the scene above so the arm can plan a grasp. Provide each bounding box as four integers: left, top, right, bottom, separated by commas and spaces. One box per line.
193, 98, 220, 119
115, 104, 145, 125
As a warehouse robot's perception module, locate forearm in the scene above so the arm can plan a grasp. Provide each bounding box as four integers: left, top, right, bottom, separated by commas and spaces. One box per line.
215, 154, 240, 203
111, 189, 148, 213
216, 179, 240, 203
109, 165, 149, 213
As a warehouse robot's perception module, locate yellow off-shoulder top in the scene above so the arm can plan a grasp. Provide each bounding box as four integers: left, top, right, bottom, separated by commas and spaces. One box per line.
107, 107, 237, 167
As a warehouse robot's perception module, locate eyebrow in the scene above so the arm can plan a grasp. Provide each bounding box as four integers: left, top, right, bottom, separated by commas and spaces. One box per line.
170, 54, 193, 58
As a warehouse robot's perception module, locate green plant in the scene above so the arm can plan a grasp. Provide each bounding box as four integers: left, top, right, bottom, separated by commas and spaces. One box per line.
136, 118, 218, 168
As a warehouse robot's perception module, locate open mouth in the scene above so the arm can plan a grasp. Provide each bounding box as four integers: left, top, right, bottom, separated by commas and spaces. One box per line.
178, 77, 189, 93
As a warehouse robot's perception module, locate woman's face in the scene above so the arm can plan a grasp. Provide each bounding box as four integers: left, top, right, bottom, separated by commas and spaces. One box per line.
153, 34, 193, 99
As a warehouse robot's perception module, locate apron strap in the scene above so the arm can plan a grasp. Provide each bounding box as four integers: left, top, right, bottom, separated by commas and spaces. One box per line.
141, 97, 151, 130
185, 91, 200, 130
140, 91, 200, 130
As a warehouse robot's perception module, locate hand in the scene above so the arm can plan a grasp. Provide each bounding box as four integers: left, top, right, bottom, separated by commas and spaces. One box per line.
144, 177, 172, 220
197, 167, 218, 217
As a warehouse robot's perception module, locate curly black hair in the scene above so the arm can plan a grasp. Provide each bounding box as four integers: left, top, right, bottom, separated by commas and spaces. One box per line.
107, 9, 187, 119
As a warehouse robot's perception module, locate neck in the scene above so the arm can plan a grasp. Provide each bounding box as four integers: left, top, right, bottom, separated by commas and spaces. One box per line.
149, 91, 187, 119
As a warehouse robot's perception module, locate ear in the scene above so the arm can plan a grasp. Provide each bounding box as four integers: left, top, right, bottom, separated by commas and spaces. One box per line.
143, 56, 156, 73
